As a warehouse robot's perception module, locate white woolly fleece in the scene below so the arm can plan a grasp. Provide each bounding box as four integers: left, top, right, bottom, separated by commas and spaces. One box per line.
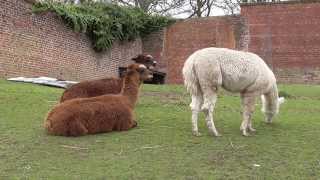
183, 47, 282, 114
183, 48, 276, 94
182, 48, 285, 136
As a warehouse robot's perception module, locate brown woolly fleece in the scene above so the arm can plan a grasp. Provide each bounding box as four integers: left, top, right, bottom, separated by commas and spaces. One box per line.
44, 64, 152, 136
60, 78, 122, 102
60, 54, 156, 102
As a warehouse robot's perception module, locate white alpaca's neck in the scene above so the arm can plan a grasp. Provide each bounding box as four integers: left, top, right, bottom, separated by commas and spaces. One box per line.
261, 83, 279, 115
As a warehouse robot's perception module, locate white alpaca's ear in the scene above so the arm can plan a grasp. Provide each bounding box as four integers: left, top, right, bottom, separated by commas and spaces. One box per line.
278, 97, 285, 105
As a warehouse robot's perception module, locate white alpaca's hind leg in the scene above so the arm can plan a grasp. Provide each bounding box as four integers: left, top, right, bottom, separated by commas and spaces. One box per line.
190, 95, 203, 136
240, 95, 256, 136
203, 108, 220, 137
248, 121, 256, 132
201, 89, 220, 137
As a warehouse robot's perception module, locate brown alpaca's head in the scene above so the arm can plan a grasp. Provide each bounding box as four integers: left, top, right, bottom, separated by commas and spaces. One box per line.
131, 54, 157, 70
127, 64, 153, 82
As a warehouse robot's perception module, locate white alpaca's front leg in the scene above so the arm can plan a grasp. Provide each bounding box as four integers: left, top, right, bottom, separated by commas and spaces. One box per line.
240, 112, 251, 136
248, 120, 256, 132
190, 95, 203, 136
240, 95, 256, 136
264, 112, 275, 123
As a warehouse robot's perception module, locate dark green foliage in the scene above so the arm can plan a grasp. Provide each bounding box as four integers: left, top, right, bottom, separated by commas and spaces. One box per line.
32, 2, 175, 51
278, 90, 293, 98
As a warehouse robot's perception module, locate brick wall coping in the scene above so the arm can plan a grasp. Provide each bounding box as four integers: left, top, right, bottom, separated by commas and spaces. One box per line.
241, 0, 320, 7
174, 15, 241, 22
24, 0, 37, 4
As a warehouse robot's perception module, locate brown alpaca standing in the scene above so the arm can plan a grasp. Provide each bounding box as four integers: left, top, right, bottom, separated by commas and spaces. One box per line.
45, 64, 152, 136
60, 54, 156, 102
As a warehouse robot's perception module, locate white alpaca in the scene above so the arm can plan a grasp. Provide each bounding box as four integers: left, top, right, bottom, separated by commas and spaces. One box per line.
182, 47, 285, 136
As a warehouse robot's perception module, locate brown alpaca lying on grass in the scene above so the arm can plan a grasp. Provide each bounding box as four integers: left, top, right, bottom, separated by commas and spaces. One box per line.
60, 54, 156, 102
45, 64, 152, 136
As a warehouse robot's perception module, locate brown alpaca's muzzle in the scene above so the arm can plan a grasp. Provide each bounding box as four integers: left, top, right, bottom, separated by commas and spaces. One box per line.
141, 67, 153, 81
131, 54, 157, 70
147, 60, 157, 70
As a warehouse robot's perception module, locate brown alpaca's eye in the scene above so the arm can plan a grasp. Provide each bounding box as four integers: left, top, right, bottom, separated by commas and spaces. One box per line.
139, 68, 145, 73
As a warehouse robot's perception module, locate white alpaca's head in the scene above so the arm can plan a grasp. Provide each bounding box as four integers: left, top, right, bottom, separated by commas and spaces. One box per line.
261, 96, 285, 123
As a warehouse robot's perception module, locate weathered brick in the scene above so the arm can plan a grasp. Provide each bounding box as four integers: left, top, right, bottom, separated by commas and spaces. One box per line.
0, 0, 142, 81
153, 16, 245, 84
241, 1, 320, 84
2, 0, 320, 85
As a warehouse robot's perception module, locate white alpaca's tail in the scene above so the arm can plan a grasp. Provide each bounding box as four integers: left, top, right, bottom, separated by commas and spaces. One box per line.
182, 55, 201, 96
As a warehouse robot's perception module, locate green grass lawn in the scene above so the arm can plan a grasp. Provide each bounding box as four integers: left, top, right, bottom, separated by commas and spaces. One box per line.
0, 79, 320, 179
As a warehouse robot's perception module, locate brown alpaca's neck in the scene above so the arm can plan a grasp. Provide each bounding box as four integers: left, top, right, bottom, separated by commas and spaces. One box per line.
121, 73, 141, 108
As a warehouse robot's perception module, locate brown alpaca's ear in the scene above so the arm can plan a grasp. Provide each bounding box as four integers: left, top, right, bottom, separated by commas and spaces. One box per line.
145, 54, 153, 61
131, 55, 142, 62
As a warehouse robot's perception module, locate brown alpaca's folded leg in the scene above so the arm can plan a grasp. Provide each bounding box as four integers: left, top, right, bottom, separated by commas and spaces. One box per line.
109, 107, 135, 131
44, 119, 55, 135
45, 117, 88, 137
132, 120, 138, 128
113, 118, 131, 131
67, 120, 88, 136
44, 117, 68, 136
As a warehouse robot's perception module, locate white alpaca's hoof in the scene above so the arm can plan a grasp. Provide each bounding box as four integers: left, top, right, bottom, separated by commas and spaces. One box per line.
192, 131, 202, 137
209, 130, 221, 137
242, 130, 250, 136
248, 127, 256, 132
208, 130, 221, 137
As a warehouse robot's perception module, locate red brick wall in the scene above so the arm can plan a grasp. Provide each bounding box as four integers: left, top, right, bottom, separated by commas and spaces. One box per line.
0, 0, 142, 81
161, 16, 244, 84
241, 1, 320, 84
3, 0, 320, 84
142, 1, 320, 84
